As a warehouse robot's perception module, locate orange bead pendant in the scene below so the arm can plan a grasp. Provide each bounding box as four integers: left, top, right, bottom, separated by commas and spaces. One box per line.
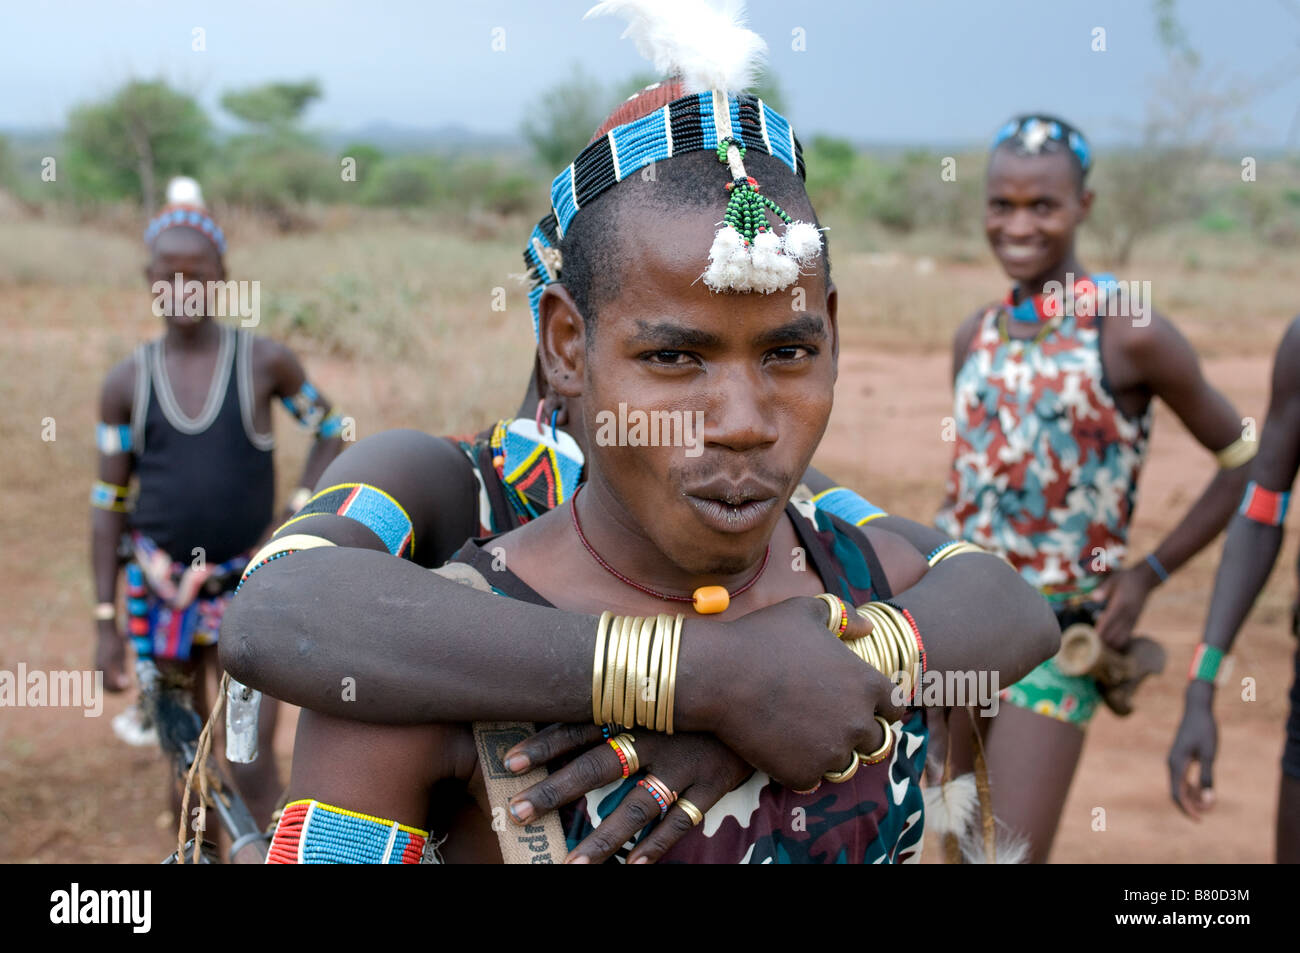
692, 585, 730, 614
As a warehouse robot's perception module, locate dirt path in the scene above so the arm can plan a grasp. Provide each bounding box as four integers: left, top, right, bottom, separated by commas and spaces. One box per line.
816, 351, 1296, 863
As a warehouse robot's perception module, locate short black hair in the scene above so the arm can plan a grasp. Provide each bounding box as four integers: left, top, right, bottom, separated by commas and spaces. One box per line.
558, 149, 830, 334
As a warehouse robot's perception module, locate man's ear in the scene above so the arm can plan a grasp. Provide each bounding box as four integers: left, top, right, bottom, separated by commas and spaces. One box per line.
1077, 187, 1095, 224
538, 283, 587, 399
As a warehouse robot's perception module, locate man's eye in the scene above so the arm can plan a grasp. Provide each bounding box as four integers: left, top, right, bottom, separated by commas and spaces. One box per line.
647, 350, 692, 366
767, 346, 813, 363
1034, 201, 1055, 214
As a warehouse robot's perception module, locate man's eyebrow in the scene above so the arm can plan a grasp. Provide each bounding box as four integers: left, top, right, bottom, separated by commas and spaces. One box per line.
629, 321, 725, 350
754, 314, 826, 348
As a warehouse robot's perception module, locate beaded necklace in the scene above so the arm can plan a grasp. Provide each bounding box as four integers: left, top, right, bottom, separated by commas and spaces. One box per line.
570, 484, 770, 614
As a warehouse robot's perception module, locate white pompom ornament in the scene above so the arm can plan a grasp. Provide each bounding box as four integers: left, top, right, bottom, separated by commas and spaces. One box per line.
781, 220, 823, 263
166, 176, 205, 208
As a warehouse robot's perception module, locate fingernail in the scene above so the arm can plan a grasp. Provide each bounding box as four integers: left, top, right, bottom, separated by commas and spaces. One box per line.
509, 800, 533, 823
631, 856, 650, 864
565, 854, 590, 864
504, 753, 529, 773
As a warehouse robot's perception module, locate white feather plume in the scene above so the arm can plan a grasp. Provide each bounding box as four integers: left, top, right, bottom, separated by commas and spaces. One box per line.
922, 774, 979, 837
958, 824, 1031, 864
584, 0, 767, 94
165, 176, 205, 208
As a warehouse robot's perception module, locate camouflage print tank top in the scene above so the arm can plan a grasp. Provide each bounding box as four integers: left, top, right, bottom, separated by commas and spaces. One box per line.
934, 275, 1153, 596
448, 497, 929, 864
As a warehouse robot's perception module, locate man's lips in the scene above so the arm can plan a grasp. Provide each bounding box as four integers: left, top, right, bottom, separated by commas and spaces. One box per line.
996, 242, 1046, 263
683, 494, 780, 534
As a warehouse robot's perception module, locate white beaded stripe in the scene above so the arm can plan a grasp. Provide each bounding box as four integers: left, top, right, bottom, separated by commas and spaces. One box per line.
663, 105, 673, 158
608, 130, 621, 182
380, 821, 400, 864
758, 99, 772, 155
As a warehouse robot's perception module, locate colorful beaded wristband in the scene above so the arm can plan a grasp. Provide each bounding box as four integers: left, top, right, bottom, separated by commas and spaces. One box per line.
1189, 644, 1225, 685
1240, 481, 1290, 527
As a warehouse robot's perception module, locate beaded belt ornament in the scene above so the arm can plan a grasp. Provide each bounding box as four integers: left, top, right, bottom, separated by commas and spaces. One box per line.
266, 799, 429, 864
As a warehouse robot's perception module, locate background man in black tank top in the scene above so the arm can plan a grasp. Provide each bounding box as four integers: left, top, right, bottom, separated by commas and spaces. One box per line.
90, 180, 345, 836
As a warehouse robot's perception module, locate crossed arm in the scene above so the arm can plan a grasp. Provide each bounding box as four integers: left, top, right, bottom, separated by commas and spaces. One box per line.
221, 427, 1059, 787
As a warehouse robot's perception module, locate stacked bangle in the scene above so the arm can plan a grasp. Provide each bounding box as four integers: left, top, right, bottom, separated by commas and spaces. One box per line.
851, 602, 925, 701
592, 612, 684, 733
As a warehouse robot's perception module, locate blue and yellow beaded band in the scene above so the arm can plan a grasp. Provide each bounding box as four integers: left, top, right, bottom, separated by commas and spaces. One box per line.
277, 483, 415, 558
96, 423, 132, 455
90, 480, 131, 512
810, 486, 887, 527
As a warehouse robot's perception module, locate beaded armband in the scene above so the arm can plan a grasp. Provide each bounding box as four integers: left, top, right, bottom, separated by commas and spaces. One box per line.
235, 534, 339, 594
96, 423, 132, 455
90, 480, 131, 513
926, 539, 988, 567
277, 483, 414, 558
1188, 644, 1226, 685
281, 381, 345, 439
1239, 481, 1290, 527
810, 486, 888, 526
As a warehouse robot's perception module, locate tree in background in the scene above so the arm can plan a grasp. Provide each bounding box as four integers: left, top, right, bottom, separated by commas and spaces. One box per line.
210, 79, 337, 226
64, 80, 210, 212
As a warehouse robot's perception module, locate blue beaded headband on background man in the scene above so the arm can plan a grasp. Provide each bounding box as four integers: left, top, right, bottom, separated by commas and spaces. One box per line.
991, 115, 1092, 178
143, 176, 227, 255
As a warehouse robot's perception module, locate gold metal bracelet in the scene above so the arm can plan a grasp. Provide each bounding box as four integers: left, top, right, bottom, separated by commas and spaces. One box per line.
592, 611, 613, 725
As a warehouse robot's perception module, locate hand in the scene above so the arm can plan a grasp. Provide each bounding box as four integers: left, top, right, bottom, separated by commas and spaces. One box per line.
1093, 566, 1154, 650
1168, 684, 1217, 820
702, 596, 906, 792
95, 619, 129, 693
503, 723, 757, 864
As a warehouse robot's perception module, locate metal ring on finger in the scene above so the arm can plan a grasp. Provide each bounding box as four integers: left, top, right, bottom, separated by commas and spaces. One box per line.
638, 773, 677, 817
859, 715, 895, 766
822, 751, 861, 784
676, 797, 704, 827
609, 732, 639, 778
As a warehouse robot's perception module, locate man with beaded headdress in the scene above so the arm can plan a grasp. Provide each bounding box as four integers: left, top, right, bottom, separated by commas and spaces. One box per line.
224, 1, 1058, 864
932, 114, 1254, 861
90, 177, 347, 833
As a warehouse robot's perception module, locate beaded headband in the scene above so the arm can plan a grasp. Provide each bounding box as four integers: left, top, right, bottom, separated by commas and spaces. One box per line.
524, 1, 822, 338
144, 177, 226, 256
991, 116, 1092, 175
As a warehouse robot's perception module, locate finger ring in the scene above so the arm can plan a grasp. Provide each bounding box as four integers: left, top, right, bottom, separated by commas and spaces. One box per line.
816, 593, 849, 638
792, 781, 823, 795
609, 733, 639, 778
822, 752, 861, 784
676, 797, 704, 827
638, 773, 677, 817
859, 715, 895, 765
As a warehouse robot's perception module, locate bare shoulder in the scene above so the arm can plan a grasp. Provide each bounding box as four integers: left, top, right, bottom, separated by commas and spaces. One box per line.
861, 523, 928, 594
99, 354, 138, 420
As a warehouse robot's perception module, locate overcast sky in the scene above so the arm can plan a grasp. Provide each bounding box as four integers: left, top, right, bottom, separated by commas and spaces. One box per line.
3, 0, 1299, 148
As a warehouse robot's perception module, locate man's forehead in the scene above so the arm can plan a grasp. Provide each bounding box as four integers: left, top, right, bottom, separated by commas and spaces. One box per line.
609, 203, 828, 331
987, 149, 1077, 192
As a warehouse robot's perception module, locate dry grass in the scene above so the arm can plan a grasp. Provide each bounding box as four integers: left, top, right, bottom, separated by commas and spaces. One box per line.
0, 209, 1295, 862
